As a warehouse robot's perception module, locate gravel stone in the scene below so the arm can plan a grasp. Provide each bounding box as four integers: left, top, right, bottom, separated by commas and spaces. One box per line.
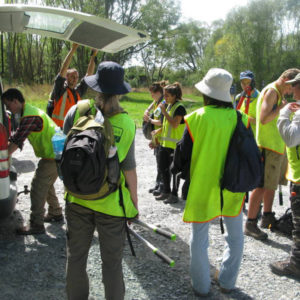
0, 129, 299, 299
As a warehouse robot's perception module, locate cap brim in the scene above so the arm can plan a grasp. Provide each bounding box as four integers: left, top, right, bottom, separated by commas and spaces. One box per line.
195, 80, 232, 103
84, 74, 131, 94
240, 76, 252, 80
286, 78, 299, 84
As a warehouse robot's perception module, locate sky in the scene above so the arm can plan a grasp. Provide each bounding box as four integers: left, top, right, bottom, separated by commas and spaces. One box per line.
180, 0, 249, 24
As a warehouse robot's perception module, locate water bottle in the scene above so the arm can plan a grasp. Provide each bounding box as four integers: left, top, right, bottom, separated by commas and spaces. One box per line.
153, 100, 166, 118
51, 127, 66, 160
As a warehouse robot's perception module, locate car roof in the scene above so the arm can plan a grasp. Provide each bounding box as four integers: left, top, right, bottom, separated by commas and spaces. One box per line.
0, 4, 149, 53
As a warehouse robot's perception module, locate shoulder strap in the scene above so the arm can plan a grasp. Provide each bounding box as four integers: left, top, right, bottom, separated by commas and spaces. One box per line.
77, 100, 92, 117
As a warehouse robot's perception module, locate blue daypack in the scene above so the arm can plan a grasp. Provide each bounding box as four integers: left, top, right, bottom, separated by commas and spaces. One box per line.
221, 110, 263, 193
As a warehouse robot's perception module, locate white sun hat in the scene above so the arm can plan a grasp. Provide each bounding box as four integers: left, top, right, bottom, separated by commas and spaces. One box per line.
195, 68, 233, 103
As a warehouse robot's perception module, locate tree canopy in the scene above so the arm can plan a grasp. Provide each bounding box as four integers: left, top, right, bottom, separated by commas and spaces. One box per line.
0, 0, 299, 91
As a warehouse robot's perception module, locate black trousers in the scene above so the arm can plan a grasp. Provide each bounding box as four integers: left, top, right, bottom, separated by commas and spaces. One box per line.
158, 146, 178, 195
290, 184, 300, 268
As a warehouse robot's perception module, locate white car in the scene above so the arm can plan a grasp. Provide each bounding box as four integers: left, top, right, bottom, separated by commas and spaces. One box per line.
0, 4, 149, 219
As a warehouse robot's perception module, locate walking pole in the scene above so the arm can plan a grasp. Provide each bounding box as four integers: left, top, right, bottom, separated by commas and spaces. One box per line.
279, 185, 283, 206
132, 219, 176, 240
128, 227, 175, 267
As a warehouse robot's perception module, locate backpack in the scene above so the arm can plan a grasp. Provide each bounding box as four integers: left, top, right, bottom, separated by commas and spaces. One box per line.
60, 100, 120, 200
271, 208, 294, 237
142, 112, 154, 140
221, 110, 263, 193
219, 110, 263, 233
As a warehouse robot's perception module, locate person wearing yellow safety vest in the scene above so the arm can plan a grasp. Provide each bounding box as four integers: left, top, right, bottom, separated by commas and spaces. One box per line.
235, 70, 260, 136
1, 88, 62, 235
63, 61, 138, 300
273, 73, 300, 279
154, 82, 186, 204
245, 68, 300, 241
143, 81, 167, 195
174, 68, 248, 296
47, 43, 98, 128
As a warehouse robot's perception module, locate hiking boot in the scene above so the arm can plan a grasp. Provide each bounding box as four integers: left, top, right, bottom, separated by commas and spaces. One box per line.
260, 212, 277, 229
164, 194, 179, 204
153, 188, 162, 196
149, 184, 159, 193
213, 270, 233, 294
16, 222, 45, 235
44, 213, 64, 223
245, 219, 268, 240
193, 288, 210, 297
270, 260, 300, 279
155, 193, 170, 201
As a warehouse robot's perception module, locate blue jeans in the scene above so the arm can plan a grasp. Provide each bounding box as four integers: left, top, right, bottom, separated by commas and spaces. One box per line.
190, 212, 244, 294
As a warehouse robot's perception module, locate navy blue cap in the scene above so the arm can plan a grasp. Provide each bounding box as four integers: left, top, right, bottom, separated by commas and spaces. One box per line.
240, 70, 254, 81
84, 61, 131, 94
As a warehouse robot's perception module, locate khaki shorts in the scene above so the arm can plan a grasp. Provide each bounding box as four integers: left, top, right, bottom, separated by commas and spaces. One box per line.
261, 149, 287, 190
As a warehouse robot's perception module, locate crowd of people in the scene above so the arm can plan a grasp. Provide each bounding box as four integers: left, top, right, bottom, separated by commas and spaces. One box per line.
1, 42, 300, 299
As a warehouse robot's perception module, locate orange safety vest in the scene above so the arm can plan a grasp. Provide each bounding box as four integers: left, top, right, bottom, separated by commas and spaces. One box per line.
52, 88, 80, 127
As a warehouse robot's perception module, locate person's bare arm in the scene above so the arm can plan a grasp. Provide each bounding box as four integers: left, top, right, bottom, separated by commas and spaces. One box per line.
59, 43, 79, 77
8, 142, 19, 156
260, 89, 286, 124
123, 168, 138, 211
86, 49, 98, 76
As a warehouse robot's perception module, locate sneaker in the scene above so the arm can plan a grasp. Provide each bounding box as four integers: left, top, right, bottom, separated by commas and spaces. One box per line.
260, 212, 276, 229
245, 219, 268, 240
16, 222, 45, 235
155, 193, 170, 201
270, 260, 300, 279
44, 213, 64, 223
164, 194, 179, 204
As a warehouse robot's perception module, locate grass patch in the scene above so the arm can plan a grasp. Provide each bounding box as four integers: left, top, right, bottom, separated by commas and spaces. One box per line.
11, 84, 203, 128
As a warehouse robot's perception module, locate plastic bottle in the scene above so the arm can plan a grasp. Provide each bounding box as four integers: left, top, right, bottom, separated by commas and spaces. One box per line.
51, 127, 66, 160
153, 100, 166, 118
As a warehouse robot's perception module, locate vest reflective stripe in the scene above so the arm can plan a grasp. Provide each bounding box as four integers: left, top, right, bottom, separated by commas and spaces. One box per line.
52, 91, 68, 121
52, 88, 80, 127
0, 159, 9, 171
0, 149, 8, 159
256, 82, 285, 154
161, 101, 185, 149
23, 104, 57, 159
183, 106, 246, 223
66, 100, 138, 218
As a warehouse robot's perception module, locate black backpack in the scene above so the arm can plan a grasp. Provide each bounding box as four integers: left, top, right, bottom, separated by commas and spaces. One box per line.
271, 208, 294, 237
221, 110, 263, 193
142, 112, 154, 140
60, 100, 120, 200
219, 111, 263, 233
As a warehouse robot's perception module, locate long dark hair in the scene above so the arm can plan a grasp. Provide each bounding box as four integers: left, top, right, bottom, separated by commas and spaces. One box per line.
203, 94, 233, 108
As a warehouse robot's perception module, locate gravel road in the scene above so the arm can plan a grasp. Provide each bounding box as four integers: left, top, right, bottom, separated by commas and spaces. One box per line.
0, 128, 299, 300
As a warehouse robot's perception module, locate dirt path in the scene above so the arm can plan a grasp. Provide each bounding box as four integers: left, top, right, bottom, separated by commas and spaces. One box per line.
0, 129, 299, 300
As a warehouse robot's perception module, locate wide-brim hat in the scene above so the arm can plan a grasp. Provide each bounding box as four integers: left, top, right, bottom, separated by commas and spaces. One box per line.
286, 73, 300, 85
195, 68, 233, 103
84, 61, 131, 94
